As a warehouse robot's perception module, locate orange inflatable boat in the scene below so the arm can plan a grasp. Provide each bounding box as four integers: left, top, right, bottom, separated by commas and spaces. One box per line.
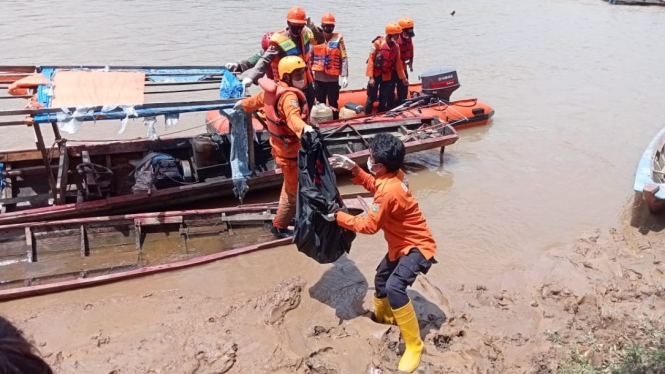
206, 68, 494, 133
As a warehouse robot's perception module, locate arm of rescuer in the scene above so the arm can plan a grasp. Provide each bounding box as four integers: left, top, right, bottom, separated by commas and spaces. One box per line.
336, 170, 393, 234
241, 90, 307, 138
236, 50, 263, 73
395, 49, 406, 81
239, 44, 280, 84
340, 37, 349, 78
365, 40, 378, 81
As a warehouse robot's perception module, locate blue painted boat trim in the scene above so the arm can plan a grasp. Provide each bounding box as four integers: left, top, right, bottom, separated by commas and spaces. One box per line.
33, 103, 236, 124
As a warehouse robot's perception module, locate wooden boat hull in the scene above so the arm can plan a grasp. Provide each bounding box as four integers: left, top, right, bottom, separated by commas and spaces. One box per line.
0, 118, 457, 225
0, 194, 370, 301
633, 126, 665, 214
206, 83, 495, 133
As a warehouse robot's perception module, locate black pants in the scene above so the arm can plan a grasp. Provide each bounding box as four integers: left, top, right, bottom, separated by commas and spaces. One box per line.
374, 248, 434, 309
365, 75, 395, 114
314, 80, 340, 120
395, 70, 409, 106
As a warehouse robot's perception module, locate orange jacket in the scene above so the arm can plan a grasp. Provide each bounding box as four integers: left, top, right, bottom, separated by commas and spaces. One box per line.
336, 167, 437, 261
365, 37, 406, 81
241, 82, 307, 159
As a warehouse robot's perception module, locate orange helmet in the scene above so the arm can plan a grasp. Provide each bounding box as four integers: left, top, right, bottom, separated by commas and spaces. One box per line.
287, 6, 307, 25
398, 17, 414, 29
321, 12, 336, 25
385, 23, 402, 35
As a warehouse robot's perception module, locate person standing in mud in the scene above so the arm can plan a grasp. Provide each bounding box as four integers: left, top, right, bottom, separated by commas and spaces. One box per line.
324, 133, 436, 373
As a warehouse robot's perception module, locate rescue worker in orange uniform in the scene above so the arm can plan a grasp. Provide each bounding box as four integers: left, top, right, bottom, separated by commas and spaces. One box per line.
395, 17, 415, 106
239, 6, 323, 111
234, 56, 315, 238
365, 23, 408, 114
324, 133, 437, 373
225, 32, 276, 80
310, 12, 349, 120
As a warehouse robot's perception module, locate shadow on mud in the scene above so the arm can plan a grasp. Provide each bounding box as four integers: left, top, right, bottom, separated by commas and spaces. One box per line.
408, 289, 447, 339
309, 255, 369, 322
309, 255, 446, 338
630, 192, 665, 233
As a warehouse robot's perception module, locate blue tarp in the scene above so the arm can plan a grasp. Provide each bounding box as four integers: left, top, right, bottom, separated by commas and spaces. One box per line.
219, 70, 251, 202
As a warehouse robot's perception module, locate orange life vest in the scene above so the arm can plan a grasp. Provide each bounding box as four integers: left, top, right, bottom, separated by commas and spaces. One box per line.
269, 29, 314, 84
397, 35, 414, 62
258, 77, 309, 146
371, 37, 400, 78
311, 33, 342, 76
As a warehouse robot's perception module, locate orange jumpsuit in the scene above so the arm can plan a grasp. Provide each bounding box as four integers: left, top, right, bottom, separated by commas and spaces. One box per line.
241, 84, 307, 229
336, 167, 436, 261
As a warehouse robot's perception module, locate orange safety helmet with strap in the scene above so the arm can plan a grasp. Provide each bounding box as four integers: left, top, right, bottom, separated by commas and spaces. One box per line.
321, 12, 336, 25
257, 77, 309, 147
311, 33, 343, 76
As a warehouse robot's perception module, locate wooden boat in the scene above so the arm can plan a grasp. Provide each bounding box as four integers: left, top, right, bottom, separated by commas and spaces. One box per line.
0, 65, 458, 225
206, 68, 495, 133
0, 194, 371, 301
633, 126, 665, 214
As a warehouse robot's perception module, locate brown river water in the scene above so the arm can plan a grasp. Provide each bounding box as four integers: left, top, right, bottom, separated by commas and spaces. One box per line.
2, 0, 665, 373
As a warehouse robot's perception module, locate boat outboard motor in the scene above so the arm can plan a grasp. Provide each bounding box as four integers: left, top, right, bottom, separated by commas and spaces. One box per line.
420, 68, 460, 102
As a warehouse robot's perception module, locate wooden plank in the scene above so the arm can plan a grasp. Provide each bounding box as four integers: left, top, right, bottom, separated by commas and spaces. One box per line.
134, 216, 183, 226
32, 123, 57, 204
0, 237, 292, 301
55, 144, 69, 205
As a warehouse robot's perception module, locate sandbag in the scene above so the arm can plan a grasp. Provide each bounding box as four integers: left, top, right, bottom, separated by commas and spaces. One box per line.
293, 131, 356, 264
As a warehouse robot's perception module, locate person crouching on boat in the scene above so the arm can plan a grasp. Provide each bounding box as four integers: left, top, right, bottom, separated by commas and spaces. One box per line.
394, 17, 415, 107
225, 32, 276, 80
365, 23, 408, 114
310, 12, 349, 120
234, 56, 314, 238
324, 134, 437, 373
238, 6, 323, 112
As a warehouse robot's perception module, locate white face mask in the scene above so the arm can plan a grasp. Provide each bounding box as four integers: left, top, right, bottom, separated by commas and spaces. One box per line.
292, 78, 306, 89
367, 159, 377, 175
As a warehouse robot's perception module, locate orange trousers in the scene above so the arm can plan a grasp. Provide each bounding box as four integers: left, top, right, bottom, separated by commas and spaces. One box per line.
273, 155, 298, 229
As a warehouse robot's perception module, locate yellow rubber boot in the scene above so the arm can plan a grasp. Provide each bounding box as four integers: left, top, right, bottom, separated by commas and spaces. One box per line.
373, 296, 396, 325
392, 300, 424, 373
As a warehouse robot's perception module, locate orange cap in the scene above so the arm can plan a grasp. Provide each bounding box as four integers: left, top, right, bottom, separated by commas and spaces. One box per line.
321, 12, 336, 25
398, 17, 414, 29
287, 6, 307, 25
385, 22, 402, 35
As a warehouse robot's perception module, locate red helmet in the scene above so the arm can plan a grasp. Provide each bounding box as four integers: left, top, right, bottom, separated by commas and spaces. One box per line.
261, 31, 274, 51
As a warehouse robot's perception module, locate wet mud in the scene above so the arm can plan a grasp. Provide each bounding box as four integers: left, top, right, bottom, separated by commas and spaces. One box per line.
1, 211, 664, 373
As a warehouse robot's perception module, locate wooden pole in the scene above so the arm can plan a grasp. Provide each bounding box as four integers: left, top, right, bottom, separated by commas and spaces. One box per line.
51, 121, 61, 140
32, 123, 58, 204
